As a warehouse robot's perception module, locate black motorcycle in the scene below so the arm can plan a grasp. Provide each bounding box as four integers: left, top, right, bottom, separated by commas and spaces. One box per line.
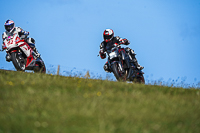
103, 46, 145, 83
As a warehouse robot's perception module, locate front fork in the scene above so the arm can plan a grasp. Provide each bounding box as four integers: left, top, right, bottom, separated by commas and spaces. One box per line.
109, 50, 130, 74
120, 51, 130, 73
118, 61, 124, 73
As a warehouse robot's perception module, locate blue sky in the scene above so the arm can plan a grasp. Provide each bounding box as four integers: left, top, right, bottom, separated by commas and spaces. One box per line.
0, 0, 200, 87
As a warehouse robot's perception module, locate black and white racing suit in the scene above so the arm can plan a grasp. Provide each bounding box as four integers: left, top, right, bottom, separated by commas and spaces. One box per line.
99, 36, 143, 72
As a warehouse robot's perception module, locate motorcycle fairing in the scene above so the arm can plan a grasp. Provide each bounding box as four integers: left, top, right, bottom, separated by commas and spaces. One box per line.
3, 35, 18, 51
18, 42, 32, 58
109, 51, 118, 60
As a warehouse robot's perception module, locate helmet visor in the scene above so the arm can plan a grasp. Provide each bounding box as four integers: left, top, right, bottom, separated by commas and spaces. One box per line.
104, 34, 113, 40
5, 23, 14, 32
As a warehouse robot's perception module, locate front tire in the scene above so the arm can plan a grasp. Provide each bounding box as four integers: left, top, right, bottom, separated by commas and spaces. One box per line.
111, 62, 127, 81
112, 62, 120, 81
11, 52, 26, 71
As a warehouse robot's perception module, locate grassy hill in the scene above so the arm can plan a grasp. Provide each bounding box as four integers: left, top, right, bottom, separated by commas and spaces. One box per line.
0, 70, 200, 133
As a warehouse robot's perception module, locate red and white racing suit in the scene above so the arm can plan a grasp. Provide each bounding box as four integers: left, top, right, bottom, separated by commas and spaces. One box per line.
2, 27, 40, 61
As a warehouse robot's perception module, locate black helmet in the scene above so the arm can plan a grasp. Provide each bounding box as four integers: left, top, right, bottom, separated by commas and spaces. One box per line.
103, 29, 114, 42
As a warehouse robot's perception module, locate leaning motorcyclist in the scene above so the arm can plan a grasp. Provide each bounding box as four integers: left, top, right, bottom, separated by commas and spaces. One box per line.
2, 19, 40, 62
99, 29, 144, 72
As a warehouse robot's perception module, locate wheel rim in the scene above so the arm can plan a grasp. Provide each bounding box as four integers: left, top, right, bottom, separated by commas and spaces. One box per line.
116, 63, 127, 81
15, 53, 25, 70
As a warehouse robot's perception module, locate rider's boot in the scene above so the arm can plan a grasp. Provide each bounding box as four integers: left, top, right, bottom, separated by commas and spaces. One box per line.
26, 38, 40, 58
32, 47, 40, 58
133, 59, 144, 70
127, 49, 144, 70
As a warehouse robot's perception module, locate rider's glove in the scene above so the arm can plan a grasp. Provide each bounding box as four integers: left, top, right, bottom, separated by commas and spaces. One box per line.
19, 31, 29, 39
2, 44, 6, 50
23, 31, 29, 35
99, 50, 106, 59
122, 39, 130, 45
125, 40, 130, 45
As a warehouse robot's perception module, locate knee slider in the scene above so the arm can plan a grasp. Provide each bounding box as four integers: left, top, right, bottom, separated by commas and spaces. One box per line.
104, 63, 110, 72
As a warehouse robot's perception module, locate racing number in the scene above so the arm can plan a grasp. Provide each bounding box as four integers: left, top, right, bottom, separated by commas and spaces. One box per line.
7, 40, 13, 46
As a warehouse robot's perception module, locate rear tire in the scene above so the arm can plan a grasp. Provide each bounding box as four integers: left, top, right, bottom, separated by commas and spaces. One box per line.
135, 75, 145, 84
11, 52, 25, 71
40, 64, 46, 73
139, 75, 145, 84
34, 63, 46, 73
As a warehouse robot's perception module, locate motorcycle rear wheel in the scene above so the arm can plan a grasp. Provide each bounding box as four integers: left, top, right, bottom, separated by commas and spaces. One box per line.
38, 57, 46, 73
132, 74, 145, 84
34, 58, 46, 73
138, 75, 145, 84
39, 64, 46, 73
11, 52, 25, 71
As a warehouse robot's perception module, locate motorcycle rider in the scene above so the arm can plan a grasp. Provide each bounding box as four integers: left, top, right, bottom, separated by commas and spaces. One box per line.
2, 19, 40, 62
99, 29, 144, 72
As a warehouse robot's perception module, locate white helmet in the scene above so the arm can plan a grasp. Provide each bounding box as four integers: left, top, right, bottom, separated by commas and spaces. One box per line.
4, 20, 15, 33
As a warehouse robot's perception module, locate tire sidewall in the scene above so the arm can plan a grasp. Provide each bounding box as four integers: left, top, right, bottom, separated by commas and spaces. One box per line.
111, 62, 120, 81
11, 52, 25, 71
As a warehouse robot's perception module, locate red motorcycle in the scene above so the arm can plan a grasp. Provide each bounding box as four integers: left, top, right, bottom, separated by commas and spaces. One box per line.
1, 33, 46, 73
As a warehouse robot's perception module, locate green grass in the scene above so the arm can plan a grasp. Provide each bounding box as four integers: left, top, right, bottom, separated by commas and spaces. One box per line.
0, 70, 200, 133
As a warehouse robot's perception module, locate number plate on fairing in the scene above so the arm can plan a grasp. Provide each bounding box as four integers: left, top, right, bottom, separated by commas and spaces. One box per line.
109, 51, 117, 59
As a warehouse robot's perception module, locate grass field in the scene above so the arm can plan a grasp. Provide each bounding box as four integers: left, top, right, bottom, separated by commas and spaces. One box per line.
0, 70, 200, 133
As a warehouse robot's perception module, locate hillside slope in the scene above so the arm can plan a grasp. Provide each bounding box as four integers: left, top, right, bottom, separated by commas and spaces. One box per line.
0, 70, 200, 133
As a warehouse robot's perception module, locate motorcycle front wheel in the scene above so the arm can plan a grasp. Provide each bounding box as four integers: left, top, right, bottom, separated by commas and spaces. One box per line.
111, 62, 127, 81
11, 52, 26, 71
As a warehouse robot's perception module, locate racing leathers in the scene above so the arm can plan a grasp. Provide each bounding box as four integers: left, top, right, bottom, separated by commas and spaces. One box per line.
99, 36, 143, 72
2, 27, 40, 61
